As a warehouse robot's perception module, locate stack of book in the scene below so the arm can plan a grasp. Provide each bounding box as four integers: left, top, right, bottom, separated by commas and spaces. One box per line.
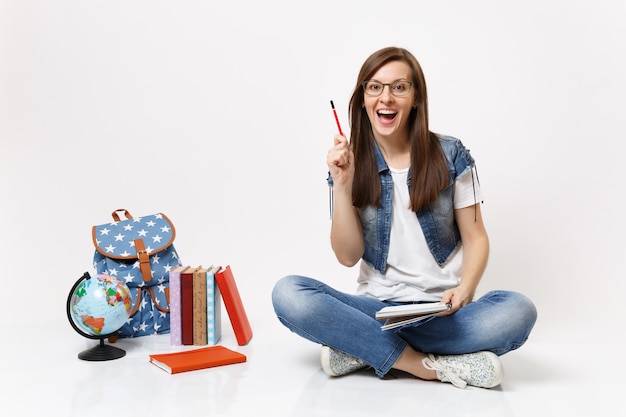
169, 264, 253, 347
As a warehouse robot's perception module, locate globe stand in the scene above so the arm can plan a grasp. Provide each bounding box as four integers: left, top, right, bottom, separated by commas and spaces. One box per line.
78, 338, 126, 361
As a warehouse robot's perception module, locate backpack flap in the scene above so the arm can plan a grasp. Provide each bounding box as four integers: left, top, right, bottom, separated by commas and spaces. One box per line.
92, 210, 178, 287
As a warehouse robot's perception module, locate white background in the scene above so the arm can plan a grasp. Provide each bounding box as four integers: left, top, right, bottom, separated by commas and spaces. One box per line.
1, 0, 624, 346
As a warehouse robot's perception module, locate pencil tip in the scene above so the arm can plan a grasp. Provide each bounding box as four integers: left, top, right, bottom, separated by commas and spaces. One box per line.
330, 100, 335, 109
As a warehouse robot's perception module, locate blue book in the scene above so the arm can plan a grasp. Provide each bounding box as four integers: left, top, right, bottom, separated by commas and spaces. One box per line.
206, 265, 222, 345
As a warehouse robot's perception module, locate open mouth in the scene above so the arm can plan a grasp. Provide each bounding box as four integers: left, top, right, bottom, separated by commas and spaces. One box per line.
377, 109, 397, 122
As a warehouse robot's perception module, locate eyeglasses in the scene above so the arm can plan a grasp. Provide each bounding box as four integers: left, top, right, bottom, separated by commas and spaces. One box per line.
362, 80, 414, 97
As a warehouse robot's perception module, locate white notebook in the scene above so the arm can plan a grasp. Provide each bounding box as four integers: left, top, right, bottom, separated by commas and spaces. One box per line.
376, 302, 451, 330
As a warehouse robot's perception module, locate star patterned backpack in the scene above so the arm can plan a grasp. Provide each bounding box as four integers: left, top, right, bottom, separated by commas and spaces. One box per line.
92, 209, 182, 338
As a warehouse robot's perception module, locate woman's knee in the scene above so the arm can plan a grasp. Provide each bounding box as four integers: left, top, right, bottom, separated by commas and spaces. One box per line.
496, 291, 538, 344
272, 275, 310, 315
271, 275, 294, 311
484, 290, 537, 320
509, 291, 538, 327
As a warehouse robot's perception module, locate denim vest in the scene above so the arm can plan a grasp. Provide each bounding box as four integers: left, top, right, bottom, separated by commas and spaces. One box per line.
328, 134, 476, 273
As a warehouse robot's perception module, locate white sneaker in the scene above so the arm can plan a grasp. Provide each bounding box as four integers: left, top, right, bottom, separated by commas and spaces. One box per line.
320, 346, 368, 376
422, 351, 504, 389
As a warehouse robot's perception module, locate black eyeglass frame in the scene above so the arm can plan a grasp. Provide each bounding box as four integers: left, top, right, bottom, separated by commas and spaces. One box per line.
361, 80, 414, 97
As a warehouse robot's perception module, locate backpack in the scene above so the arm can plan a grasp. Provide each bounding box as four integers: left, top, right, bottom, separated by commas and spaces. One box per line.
92, 209, 182, 338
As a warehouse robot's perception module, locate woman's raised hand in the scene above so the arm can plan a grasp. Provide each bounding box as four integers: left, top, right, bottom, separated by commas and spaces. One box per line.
327, 134, 354, 188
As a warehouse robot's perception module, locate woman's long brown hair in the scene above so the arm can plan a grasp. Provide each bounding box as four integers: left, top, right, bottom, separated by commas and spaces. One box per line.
348, 47, 448, 211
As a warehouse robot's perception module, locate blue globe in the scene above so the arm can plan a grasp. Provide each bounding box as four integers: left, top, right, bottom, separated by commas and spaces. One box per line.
68, 273, 131, 337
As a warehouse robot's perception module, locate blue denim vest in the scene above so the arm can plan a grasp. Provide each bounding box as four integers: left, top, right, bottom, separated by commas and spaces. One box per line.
328, 134, 476, 273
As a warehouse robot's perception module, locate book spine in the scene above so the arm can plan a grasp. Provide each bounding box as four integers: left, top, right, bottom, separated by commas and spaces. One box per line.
169, 266, 186, 346
215, 265, 253, 346
193, 268, 208, 345
206, 267, 221, 345
181, 269, 195, 345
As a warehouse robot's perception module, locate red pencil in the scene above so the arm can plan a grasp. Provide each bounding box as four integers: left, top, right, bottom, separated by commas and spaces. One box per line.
330, 100, 344, 136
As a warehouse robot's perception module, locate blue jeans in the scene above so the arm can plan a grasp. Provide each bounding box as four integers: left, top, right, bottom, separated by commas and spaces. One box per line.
271, 275, 537, 378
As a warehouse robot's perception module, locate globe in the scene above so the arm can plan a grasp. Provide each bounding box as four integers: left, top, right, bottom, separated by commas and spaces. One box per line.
66, 272, 132, 361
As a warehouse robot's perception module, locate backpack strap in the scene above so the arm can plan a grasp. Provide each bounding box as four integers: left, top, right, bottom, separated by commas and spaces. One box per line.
128, 288, 143, 317
127, 287, 169, 316
134, 238, 152, 283
148, 287, 170, 313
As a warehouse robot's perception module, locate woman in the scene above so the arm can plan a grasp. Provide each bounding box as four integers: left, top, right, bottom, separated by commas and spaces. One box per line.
271, 47, 537, 389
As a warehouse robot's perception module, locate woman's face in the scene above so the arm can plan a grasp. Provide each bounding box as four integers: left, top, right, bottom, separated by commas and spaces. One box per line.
363, 60, 415, 142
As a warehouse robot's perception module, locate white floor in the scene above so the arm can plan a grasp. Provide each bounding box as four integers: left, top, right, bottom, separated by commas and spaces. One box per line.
1, 313, 621, 417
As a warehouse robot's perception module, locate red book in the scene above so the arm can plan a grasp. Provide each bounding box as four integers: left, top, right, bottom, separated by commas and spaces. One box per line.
214, 265, 253, 345
149, 345, 246, 374
180, 267, 198, 345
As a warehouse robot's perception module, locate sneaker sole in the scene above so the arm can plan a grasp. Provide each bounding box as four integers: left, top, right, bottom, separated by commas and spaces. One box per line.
320, 346, 338, 376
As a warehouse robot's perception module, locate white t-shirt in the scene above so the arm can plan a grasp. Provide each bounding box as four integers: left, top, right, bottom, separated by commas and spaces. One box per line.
356, 167, 483, 302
